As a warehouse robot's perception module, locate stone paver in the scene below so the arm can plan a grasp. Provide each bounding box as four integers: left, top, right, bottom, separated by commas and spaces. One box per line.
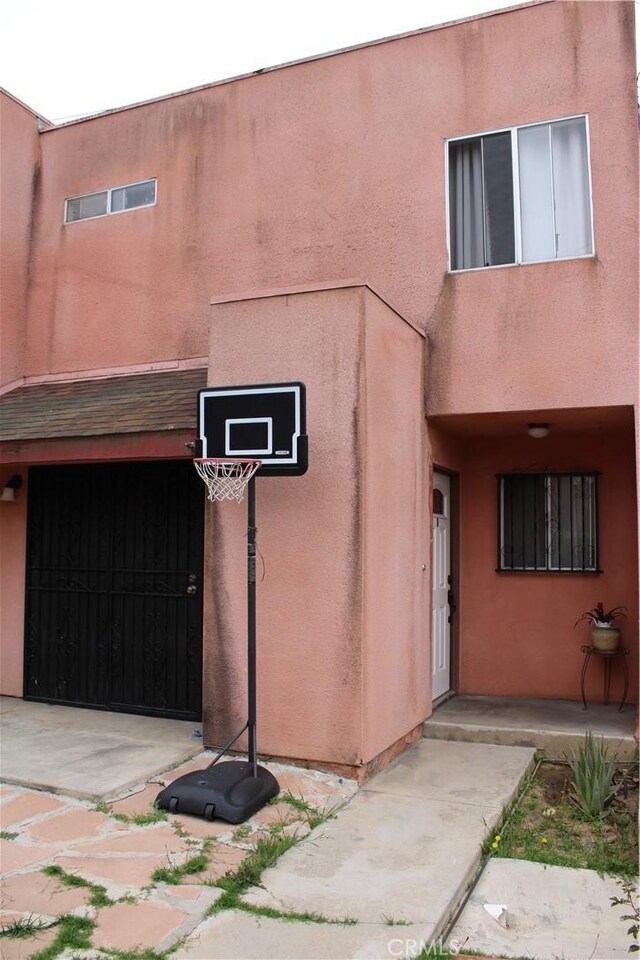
0, 925, 58, 960
92, 900, 189, 952
107, 783, 163, 816
0, 841, 57, 875
23, 808, 108, 844
55, 854, 168, 890
0, 793, 66, 829
190, 842, 250, 882
173, 813, 237, 840
1, 870, 89, 916
72, 823, 190, 856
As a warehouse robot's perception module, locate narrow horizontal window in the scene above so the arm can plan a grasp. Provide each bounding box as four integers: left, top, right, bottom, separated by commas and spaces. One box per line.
110, 180, 156, 213
64, 179, 156, 223
498, 472, 598, 572
65, 191, 108, 223
448, 116, 593, 270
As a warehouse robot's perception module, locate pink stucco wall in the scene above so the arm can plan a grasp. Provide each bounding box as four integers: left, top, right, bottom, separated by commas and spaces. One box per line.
15, 2, 637, 414
203, 286, 427, 766
361, 292, 428, 761
0, 92, 42, 388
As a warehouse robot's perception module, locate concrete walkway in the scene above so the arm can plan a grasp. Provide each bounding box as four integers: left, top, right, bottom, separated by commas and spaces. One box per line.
0, 696, 203, 800
1, 734, 533, 959
176, 740, 535, 958
448, 858, 633, 959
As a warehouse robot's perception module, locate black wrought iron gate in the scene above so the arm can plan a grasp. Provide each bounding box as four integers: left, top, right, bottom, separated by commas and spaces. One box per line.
24, 461, 203, 719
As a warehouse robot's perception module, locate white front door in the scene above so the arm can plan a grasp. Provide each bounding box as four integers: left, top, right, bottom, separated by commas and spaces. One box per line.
431, 472, 452, 701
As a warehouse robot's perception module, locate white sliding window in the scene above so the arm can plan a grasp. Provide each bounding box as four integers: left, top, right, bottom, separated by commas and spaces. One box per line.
449, 115, 593, 270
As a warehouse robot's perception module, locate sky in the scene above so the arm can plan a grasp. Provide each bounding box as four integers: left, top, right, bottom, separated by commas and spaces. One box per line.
0, 0, 526, 123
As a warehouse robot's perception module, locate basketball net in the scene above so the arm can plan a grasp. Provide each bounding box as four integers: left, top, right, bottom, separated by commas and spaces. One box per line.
194, 458, 261, 502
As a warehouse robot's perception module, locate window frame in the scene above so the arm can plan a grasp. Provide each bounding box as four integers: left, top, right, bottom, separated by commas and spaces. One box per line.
496, 471, 601, 574
445, 114, 595, 273
64, 178, 157, 224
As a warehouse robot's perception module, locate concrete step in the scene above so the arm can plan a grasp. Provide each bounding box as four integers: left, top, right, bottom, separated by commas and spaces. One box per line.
423, 695, 638, 761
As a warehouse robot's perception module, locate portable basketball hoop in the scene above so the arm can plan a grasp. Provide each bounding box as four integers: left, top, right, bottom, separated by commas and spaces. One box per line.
156, 383, 307, 825
194, 458, 261, 502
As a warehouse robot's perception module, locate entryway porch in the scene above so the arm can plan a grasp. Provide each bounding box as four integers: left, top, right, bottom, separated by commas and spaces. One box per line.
423, 694, 638, 760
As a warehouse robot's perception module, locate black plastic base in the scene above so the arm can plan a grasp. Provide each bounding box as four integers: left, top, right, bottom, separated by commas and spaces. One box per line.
155, 761, 279, 824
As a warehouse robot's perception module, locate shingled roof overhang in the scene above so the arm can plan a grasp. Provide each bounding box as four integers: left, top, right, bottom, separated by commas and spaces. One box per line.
0, 368, 206, 460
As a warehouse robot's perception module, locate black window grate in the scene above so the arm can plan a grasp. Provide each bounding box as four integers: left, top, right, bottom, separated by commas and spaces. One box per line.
497, 472, 599, 573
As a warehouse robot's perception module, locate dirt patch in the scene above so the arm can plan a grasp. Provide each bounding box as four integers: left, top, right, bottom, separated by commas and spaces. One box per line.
493, 762, 638, 878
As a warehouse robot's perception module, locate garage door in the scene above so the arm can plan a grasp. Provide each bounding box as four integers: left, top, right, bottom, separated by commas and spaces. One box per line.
24, 461, 203, 719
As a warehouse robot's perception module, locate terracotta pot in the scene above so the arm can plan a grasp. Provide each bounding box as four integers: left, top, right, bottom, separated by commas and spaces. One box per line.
591, 626, 620, 652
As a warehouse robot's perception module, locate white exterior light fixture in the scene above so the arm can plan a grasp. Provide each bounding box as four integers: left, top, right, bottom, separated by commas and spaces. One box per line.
528, 423, 550, 439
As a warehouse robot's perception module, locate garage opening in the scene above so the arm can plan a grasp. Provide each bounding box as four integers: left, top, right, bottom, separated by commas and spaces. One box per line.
24, 460, 203, 719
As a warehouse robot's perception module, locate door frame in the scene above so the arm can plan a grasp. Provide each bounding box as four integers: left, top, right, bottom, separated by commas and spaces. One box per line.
431, 466, 460, 704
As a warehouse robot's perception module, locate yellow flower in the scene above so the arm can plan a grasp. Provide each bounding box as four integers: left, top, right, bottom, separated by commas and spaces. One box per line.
491, 841, 499, 850
542, 807, 556, 818
540, 837, 548, 844
495, 835, 501, 841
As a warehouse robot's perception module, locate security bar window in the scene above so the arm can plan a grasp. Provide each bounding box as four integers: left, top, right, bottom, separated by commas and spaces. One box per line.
498, 473, 598, 572
65, 179, 156, 223
448, 116, 593, 270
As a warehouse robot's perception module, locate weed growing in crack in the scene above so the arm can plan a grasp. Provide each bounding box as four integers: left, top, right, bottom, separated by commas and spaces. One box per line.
152, 838, 213, 885
0, 830, 18, 840
41, 865, 113, 908
238, 902, 357, 925
112, 805, 168, 827
232, 824, 253, 841
610, 877, 640, 953
29, 915, 94, 959
0, 915, 56, 939
276, 793, 314, 813
207, 832, 299, 915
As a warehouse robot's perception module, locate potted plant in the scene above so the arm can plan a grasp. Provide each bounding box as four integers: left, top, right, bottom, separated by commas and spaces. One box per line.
575, 602, 626, 652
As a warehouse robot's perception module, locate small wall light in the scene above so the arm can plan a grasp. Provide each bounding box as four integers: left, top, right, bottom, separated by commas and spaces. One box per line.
527, 423, 550, 439
1, 475, 23, 502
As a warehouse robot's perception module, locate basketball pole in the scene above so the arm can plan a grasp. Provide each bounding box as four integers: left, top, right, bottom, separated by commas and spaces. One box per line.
247, 475, 258, 778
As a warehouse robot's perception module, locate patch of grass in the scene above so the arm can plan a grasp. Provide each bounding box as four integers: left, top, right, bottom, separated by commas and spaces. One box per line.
112, 804, 168, 826
382, 914, 410, 926
30, 915, 94, 960
41, 864, 113, 908
232, 824, 252, 841
151, 840, 211, 885
489, 761, 638, 879
103, 948, 175, 960
0, 915, 56, 939
276, 793, 314, 813
207, 832, 299, 916
0, 830, 19, 840
92, 800, 112, 814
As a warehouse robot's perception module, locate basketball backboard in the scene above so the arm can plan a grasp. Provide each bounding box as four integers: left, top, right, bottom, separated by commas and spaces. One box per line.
197, 382, 308, 476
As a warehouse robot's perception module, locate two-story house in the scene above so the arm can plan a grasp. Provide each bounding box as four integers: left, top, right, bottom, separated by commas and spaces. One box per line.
1, 0, 637, 777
